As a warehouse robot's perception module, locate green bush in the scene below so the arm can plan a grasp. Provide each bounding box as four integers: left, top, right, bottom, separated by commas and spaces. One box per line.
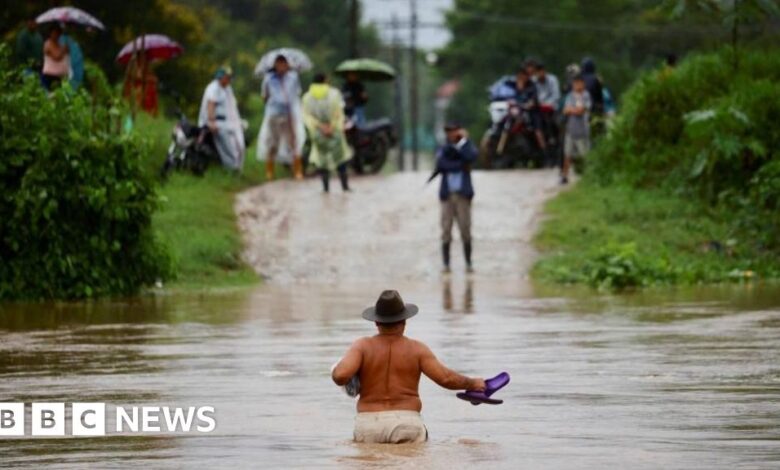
0, 47, 171, 300
590, 48, 780, 190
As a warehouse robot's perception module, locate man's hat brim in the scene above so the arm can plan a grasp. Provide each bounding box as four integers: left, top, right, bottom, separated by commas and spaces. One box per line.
362, 304, 419, 323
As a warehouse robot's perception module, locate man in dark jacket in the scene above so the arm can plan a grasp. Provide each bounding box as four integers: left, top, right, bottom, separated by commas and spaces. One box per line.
429, 123, 478, 273
580, 57, 604, 114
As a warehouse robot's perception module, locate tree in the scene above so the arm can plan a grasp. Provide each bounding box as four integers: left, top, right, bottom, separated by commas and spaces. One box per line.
665, 0, 780, 69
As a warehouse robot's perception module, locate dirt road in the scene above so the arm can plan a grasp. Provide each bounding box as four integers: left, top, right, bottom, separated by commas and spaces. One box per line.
236, 170, 562, 283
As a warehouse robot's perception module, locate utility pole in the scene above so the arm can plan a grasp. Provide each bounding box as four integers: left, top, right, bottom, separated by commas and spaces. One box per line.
409, 0, 419, 170
349, 0, 359, 58
391, 14, 405, 171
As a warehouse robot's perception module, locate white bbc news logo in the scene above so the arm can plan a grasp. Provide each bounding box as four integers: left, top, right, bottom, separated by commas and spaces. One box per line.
0, 403, 216, 437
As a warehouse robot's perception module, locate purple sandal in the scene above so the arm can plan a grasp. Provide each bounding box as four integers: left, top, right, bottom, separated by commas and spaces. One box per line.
456, 372, 510, 406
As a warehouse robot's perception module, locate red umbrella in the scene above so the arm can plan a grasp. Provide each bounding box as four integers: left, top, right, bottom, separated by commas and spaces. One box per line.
116, 34, 183, 65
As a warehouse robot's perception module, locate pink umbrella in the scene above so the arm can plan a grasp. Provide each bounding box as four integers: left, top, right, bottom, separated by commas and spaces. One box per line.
116, 34, 183, 65
36, 7, 105, 30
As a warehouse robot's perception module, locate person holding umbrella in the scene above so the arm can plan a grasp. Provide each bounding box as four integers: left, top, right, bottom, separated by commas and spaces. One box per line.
41, 24, 69, 90
302, 73, 353, 193
258, 54, 306, 181
36, 6, 104, 91
197, 66, 246, 171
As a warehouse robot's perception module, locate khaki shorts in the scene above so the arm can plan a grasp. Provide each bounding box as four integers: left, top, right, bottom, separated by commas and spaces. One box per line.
353, 411, 428, 444
564, 135, 590, 158
264, 114, 295, 157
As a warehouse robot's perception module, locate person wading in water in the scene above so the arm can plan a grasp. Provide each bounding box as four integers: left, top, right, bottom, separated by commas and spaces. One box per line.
332, 290, 486, 444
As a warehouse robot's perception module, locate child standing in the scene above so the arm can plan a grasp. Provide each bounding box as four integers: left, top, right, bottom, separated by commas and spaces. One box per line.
561, 75, 592, 184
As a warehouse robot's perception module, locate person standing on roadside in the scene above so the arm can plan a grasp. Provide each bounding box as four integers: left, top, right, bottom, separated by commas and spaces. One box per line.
514, 67, 547, 157
428, 123, 478, 273
341, 71, 368, 125
197, 66, 246, 171
526, 59, 561, 166
41, 24, 69, 90
14, 18, 43, 74
561, 75, 591, 185
60, 27, 84, 90
302, 73, 352, 193
257, 55, 306, 181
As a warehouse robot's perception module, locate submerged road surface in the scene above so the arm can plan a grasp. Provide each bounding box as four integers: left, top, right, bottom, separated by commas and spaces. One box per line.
236, 170, 562, 283
2, 170, 779, 469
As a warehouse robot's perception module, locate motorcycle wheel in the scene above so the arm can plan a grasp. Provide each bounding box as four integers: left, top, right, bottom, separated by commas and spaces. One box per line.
353, 133, 389, 175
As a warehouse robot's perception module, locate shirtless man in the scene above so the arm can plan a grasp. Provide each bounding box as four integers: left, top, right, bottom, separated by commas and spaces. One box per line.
332, 290, 486, 444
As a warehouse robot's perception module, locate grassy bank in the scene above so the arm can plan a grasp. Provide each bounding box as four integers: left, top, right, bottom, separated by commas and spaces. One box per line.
135, 114, 283, 290
533, 47, 780, 290
533, 180, 778, 290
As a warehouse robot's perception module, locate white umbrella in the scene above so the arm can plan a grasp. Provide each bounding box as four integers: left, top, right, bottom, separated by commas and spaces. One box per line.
36, 7, 105, 30
254, 48, 312, 77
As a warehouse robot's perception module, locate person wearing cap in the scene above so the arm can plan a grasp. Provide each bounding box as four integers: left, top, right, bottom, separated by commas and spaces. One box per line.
197, 66, 246, 170
332, 290, 486, 444
302, 72, 353, 192
428, 122, 478, 273
257, 54, 306, 180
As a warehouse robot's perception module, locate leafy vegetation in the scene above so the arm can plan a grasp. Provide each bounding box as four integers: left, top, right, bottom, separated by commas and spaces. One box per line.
133, 113, 269, 290
437, 0, 779, 137
535, 46, 780, 290
0, 49, 170, 300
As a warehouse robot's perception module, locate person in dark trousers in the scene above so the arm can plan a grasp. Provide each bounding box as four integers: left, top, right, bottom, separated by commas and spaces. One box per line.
514, 67, 547, 155
428, 122, 478, 273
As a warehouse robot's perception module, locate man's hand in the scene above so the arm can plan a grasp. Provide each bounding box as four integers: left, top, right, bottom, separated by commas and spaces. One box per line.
468, 378, 486, 392
207, 120, 218, 133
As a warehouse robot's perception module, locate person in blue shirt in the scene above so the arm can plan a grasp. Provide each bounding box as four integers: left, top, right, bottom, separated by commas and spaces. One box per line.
428, 122, 478, 273
60, 27, 83, 90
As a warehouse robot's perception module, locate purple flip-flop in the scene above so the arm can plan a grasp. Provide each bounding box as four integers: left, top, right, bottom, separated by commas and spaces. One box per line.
456, 372, 510, 406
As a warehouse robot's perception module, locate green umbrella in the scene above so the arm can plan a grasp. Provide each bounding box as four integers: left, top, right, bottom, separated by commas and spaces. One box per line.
335, 58, 396, 81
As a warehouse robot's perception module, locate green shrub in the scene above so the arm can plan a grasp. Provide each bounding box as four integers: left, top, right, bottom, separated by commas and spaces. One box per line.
0, 47, 171, 300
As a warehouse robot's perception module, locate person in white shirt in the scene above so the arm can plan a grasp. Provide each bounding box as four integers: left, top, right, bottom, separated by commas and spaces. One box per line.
197, 66, 245, 171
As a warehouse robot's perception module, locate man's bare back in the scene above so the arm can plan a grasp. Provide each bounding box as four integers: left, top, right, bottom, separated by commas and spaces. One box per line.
332, 322, 485, 412
333, 290, 485, 444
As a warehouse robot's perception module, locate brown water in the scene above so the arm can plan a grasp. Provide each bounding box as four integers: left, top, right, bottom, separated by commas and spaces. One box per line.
1, 281, 779, 469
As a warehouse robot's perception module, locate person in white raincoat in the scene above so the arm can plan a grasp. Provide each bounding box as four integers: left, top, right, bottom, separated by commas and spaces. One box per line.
256, 55, 306, 180
198, 66, 245, 171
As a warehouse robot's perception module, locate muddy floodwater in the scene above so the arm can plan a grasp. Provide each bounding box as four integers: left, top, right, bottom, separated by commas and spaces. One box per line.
1, 281, 779, 469
2, 172, 780, 468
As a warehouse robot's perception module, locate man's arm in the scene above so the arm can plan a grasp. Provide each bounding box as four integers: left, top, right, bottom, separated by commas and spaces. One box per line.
549, 75, 561, 105
419, 342, 485, 391
332, 339, 363, 385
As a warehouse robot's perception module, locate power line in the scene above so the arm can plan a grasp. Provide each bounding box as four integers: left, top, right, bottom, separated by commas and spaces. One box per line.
374, 9, 772, 36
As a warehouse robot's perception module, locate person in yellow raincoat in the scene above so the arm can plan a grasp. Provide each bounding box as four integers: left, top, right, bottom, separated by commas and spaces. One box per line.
302, 73, 353, 192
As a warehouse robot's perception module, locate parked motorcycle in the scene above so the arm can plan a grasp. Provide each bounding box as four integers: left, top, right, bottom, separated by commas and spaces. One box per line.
480, 99, 543, 169
159, 112, 219, 178
345, 117, 397, 174
479, 76, 544, 169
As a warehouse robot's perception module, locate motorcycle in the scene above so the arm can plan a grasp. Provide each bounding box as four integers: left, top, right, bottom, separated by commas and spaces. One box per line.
479, 76, 544, 169
480, 99, 543, 169
159, 112, 219, 178
344, 117, 397, 174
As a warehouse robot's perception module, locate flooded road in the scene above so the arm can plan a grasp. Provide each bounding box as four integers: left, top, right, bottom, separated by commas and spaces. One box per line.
236, 171, 562, 282
2, 171, 780, 468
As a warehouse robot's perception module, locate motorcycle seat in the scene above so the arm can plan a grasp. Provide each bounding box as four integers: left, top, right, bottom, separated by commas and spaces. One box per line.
357, 117, 393, 132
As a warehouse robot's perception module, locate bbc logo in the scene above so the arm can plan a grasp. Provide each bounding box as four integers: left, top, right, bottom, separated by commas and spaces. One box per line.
1, 403, 105, 436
